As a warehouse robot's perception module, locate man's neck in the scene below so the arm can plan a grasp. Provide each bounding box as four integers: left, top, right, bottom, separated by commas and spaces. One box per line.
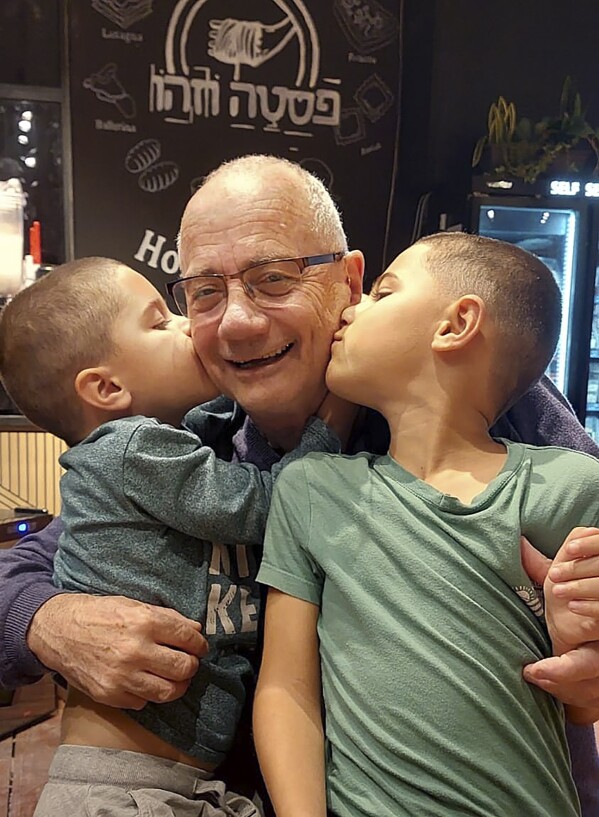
248, 408, 314, 453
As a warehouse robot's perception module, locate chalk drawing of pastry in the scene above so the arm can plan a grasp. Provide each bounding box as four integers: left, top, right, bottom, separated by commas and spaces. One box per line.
92, 0, 153, 30
354, 74, 394, 123
333, 0, 399, 54
138, 161, 180, 193
334, 107, 366, 147
83, 63, 137, 119
125, 138, 161, 173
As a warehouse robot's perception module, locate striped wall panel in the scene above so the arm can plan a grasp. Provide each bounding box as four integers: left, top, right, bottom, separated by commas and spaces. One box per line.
0, 432, 67, 516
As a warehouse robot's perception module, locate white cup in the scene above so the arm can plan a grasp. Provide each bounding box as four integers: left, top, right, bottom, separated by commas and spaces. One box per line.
0, 181, 25, 297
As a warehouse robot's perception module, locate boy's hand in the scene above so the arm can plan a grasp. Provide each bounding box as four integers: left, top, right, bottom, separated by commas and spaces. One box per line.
27, 594, 208, 709
317, 391, 358, 450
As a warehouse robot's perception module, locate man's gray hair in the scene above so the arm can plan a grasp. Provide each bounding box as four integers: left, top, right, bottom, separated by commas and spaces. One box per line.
180, 154, 348, 252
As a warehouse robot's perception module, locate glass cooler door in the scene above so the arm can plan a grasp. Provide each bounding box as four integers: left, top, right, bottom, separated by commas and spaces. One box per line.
585, 258, 599, 441
476, 203, 580, 395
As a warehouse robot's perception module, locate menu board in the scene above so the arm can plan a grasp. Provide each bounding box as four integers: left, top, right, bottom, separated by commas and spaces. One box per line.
68, 0, 402, 292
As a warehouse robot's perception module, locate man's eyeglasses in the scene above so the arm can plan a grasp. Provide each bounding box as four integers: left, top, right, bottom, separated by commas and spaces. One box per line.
166, 252, 346, 318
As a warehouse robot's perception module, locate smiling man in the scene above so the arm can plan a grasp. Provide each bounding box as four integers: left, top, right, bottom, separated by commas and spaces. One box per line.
1, 156, 599, 814
177, 161, 362, 451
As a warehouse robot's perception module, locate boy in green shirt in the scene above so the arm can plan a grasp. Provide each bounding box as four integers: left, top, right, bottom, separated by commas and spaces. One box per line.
254, 232, 599, 817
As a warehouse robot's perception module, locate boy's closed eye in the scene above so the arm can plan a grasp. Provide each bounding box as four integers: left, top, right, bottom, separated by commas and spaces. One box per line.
369, 275, 396, 301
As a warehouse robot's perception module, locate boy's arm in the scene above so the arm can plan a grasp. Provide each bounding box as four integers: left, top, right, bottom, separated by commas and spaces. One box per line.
255, 460, 327, 816
254, 589, 326, 817
123, 417, 339, 544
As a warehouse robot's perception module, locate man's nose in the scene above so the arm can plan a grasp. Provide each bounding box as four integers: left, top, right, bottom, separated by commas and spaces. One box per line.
217, 282, 270, 341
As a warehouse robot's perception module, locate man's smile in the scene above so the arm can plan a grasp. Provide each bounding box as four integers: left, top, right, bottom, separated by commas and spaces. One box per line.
227, 342, 294, 370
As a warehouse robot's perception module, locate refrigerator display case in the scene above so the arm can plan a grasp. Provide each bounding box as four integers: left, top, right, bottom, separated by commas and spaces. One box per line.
471, 178, 599, 438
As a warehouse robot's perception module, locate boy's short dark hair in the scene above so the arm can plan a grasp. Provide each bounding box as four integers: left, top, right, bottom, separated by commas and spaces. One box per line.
0, 258, 125, 445
415, 232, 562, 417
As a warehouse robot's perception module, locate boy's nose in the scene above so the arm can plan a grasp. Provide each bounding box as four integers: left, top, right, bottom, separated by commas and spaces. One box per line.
340, 304, 356, 326
172, 313, 192, 335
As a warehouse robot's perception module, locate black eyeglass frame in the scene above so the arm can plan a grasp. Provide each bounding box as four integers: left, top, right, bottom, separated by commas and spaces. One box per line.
166, 252, 346, 316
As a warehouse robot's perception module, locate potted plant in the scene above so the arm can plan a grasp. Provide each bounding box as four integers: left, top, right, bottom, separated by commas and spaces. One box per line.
472, 77, 599, 184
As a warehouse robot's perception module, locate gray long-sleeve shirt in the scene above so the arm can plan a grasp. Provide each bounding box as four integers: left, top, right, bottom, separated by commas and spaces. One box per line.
55, 407, 339, 765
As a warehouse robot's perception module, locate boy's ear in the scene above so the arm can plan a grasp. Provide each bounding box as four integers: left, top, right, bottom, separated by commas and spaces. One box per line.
74, 366, 132, 413
431, 295, 485, 352
344, 250, 365, 306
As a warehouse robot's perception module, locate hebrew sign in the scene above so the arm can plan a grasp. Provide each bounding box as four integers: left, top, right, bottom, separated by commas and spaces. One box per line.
68, 0, 402, 290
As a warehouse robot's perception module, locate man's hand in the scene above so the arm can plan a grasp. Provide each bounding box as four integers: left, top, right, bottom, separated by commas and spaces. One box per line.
523, 646, 599, 709
521, 528, 599, 709
522, 528, 599, 652
27, 594, 208, 709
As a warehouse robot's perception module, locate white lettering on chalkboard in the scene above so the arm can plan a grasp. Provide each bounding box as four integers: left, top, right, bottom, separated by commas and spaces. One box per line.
161, 250, 179, 274
95, 120, 137, 133
348, 52, 377, 64
149, 65, 340, 130
134, 230, 166, 268
101, 27, 143, 44
133, 230, 180, 275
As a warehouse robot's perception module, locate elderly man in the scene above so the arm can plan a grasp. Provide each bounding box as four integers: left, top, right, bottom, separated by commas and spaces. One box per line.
1, 155, 599, 813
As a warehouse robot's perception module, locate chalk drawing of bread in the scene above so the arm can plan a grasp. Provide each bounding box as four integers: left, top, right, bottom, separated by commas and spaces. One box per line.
125, 138, 161, 173
138, 161, 179, 193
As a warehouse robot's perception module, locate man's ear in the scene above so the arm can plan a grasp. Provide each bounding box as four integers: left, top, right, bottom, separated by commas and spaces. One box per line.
431, 295, 485, 352
344, 250, 365, 306
74, 366, 132, 413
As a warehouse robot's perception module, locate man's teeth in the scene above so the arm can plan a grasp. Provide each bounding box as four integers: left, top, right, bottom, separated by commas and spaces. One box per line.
232, 343, 293, 369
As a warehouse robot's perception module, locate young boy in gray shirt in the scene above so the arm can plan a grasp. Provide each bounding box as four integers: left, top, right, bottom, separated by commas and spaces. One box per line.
0, 257, 345, 817
255, 233, 599, 817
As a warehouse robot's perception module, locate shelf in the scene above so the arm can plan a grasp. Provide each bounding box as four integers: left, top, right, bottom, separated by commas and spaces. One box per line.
0, 415, 40, 432
586, 404, 599, 413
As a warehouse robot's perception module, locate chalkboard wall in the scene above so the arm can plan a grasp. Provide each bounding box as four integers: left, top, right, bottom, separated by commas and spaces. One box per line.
68, 0, 402, 294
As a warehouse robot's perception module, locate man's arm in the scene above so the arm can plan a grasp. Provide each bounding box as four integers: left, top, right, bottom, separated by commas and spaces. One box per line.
254, 589, 327, 817
0, 517, 207, 707
494, 375, 599, 456
0, 517, 65, 687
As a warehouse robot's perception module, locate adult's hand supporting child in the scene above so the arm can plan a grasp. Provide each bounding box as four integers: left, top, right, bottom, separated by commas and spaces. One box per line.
27, 593, 208, 709
522, 528, 599, 714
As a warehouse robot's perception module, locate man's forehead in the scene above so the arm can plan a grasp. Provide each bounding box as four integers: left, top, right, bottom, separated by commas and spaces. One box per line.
180, 211, 316, 278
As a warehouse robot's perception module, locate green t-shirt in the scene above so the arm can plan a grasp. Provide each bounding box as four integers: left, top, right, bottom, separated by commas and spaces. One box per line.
258, 441, 599, 817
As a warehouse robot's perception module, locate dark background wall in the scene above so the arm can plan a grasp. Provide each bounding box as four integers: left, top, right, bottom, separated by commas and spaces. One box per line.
65, 0, 402, 292
390, 0, 599, 261
2, 0, 599, 275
